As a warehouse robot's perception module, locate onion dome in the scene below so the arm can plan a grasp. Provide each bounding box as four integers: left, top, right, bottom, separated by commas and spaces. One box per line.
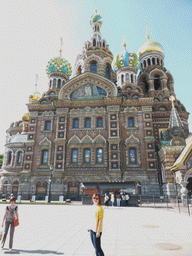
112, 43, 139, 72
46, 57, 72, 77
29, 91, 41, 102
137, 41, 163, 57
22, 113, 29, 122
90, 10, 103, 26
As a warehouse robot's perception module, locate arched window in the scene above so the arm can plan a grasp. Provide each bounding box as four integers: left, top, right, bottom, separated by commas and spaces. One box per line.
126, 73, 129, 83
103, 42, 105, 48
72, 149, 78, 163
152, 58, 155, 65
85, 118, 91, 128
161, 59, 163, 66
42, 150, 49, 164
45, 121, 51, 130
147, 59, 151, 66
105, 65, 110, 79
97, 148, 103, 163
58, 79, 61, 88
84, 149, 90, 163
144, 60, 146, 68
17, 152, 22, 165
131, 74, 134, 83
50, 80, 52, 89
73, 118, 79, 128
157, 58, 160, 65
53, 79, 56, 87
93, 39, 96, 46
141, 63, 143, 69
90, 62, 97, 73
3, 181, 8, 194
121, 74, 124, 84
154, 75, 161, 90
97, 117, 103, 127
129, 148, 136, 163
128, 117, 134, 127
7, 152, 12, 165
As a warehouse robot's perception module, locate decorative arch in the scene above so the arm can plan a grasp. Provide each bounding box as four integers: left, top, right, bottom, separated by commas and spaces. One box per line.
125, 134, 140, 144
84, 54, 103, 74
68, 135, 81, 145
184, 168, 192, 182
125, 134, 141, 166
93, 134, 106, 144
149, 69, 166, 79
81, 135, 93, 144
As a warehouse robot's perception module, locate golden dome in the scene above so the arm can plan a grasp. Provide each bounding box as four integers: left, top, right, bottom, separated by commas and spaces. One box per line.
29, 92, 41, 102
137, 41, 163, 57
22, 112, 29, 122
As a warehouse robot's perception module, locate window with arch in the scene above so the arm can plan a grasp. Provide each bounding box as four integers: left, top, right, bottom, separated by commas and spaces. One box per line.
147, 59, 151, 66
49, 80, 52, 89
131, 74, 134, 83
7, 152, 12, 165
97, 117, 103, 127
58, 79, 61, 88
96, 148, 103, 163
103, 42, 105, 48
157, 58, 160, 65
154, 75, 161, 90
152, 58, 155, 65
128, 117, 134, 127
78, 66, 82, 75
17, 152, 22, 165
93, 39, 96, 46
144, 60, 146, 68
105, 65, 110, 79
42, 150, 49, 164
85, 118, 91, 128
121, 74, 124, 84
90, 62, 97, 73
3, 181, 8, 194
45, 121, 51, 130
71, 149, 78, 163
84, 149, 90, 163
73, 118, 79, 128
129, 148, 136, 163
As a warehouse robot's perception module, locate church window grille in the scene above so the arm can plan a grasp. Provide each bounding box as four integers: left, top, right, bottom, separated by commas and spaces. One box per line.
128, 117, 134, 127
7, 152, 12, 165
121, 74, 124, 84
129, 148, 136, 164
17, 152, 22, 165
73, 118, 79, 128
72, 149, 78, 163
97, 148, 103, 163
84, 149, 90, 163
58, 79, 61, 88
90, 62, 97, 73
45, 121, 51, 130
105, 65, 110, 79
85, 118, 91, 128
42, 150, 49, 164
97, 117, 103, 127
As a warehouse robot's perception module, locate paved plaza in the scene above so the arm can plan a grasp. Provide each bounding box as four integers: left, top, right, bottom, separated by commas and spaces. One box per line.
0, 203, 192, 256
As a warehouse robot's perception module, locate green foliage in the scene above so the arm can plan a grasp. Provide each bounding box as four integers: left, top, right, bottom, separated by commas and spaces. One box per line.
115, 54, 121, 69
132, 53, 138, 67
0, 154, 4, 168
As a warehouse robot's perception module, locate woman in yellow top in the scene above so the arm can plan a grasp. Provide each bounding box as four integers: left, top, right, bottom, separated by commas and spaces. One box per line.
88, 193, 104, 256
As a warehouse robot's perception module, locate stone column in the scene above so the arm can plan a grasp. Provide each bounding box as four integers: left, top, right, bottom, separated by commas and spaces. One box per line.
148, 79, 155, 96
161, 78, 169, 96
180, 181, 188, 206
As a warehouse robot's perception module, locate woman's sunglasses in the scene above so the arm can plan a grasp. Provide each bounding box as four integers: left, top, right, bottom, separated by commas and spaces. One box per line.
93, 197, 99, 200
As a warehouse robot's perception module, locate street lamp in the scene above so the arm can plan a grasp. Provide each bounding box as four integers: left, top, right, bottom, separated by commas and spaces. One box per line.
48, 165, 53, 203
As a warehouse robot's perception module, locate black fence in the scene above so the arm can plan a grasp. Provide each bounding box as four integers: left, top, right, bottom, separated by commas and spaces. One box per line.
138, 195, 192, 216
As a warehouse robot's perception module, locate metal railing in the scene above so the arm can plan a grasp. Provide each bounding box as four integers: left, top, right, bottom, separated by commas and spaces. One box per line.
138, 195, 191, 216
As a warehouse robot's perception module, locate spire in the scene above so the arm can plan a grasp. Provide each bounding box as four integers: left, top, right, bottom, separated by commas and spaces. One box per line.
123, 32, 127, 50
59, 37, 63, 57
35, 74, 38, 92
146, 23, 153, 42
168, 96, 183, 128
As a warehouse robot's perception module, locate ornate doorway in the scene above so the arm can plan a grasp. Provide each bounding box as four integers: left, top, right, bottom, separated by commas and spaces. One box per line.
12, 181, 19, 197
36, 181, 48, 200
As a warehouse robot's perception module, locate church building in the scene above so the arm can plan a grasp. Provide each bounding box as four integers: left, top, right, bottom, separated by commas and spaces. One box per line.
1, 10, 191, 201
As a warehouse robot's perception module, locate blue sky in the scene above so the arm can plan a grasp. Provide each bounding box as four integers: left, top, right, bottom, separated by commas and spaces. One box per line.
1, 0, 192, 153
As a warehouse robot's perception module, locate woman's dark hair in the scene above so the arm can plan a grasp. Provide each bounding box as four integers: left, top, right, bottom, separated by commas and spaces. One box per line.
10, 196, 16, 202
91, 193, 102, 205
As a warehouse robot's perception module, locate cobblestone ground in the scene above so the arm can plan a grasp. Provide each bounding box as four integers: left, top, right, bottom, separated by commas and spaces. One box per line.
0, 203, 192, 256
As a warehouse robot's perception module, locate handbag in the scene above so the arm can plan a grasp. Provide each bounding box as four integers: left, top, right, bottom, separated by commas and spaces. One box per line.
10, 207, 19, 227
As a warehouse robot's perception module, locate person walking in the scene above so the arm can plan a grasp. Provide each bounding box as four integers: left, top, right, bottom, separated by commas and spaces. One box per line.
116, 193, 121, 207
125, 193, 130, 206
88, 193, 105, 256
122, 194, 126, 207
110, 192, 115, 207
104, 193, 109, 209
1, 196, 19, 252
